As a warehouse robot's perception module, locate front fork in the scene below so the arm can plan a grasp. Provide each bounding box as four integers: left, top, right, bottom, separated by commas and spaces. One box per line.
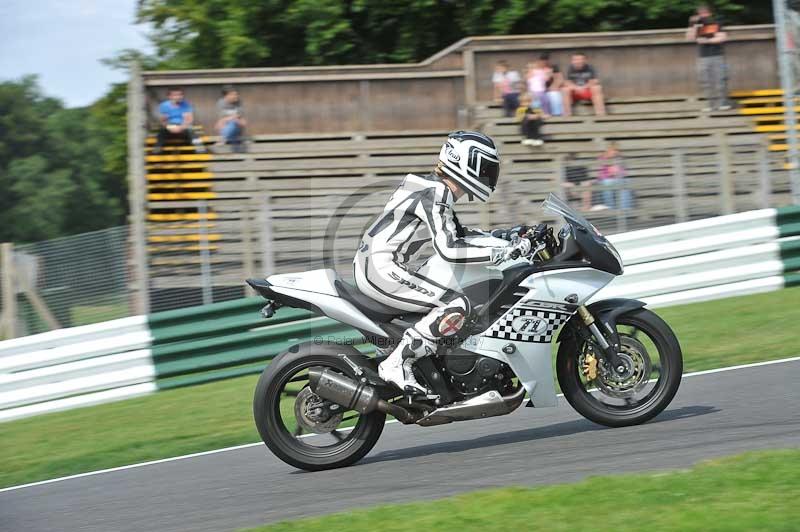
576, 305, 626, 375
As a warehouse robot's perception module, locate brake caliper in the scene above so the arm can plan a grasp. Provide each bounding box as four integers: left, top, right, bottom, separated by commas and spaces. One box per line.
582, 353, 598, 381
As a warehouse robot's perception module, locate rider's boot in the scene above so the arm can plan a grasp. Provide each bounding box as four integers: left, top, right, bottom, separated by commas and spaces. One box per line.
378, 327, 435, 394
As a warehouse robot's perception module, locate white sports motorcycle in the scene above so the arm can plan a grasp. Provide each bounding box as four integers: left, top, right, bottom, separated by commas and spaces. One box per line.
248, 194, 682, 471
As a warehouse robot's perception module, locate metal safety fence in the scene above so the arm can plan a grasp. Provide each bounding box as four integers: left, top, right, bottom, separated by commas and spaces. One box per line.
0, 227, 133, 338
0, 225, 247, 339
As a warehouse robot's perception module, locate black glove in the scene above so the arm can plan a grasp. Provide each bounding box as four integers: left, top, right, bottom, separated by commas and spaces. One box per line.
490, 225, 533, 241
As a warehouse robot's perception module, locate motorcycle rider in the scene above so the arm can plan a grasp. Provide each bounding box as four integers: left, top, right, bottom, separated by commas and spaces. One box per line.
354, 131, 532, 394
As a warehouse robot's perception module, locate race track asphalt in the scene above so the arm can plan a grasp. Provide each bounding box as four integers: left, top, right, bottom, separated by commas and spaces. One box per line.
2, 359, 799, 532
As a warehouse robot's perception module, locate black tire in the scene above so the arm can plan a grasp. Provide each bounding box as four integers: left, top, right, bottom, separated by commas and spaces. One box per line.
253, 342, 386, 471
557, 308, 682, 428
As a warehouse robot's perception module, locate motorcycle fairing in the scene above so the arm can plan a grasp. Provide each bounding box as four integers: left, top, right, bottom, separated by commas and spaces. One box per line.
267, 269, 389, 336
458, 267, 616, 407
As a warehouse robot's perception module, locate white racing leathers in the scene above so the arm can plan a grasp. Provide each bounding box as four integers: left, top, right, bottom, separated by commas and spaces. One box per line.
354, 173, 507, 390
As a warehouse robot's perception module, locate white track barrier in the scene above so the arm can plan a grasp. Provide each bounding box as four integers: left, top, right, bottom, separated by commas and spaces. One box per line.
595, 209, 788, 306
0, 317, 154, 422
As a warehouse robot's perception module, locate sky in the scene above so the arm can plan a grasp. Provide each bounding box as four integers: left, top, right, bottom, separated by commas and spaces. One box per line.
0, 0, 152, 108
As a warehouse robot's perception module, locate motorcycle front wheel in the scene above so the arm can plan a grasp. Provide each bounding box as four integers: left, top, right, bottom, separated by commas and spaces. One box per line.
557, 307, 682, 428
253, 342, 386, 471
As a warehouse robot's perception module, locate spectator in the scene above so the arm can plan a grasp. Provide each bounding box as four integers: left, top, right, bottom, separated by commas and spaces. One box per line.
154, 87, 205, 154
594, 143, 632, 210
562, 153, 592, 210
492, 60, 522, 117
516, 93, 545, 146
686, 4, 731, 111
526, 59, 551, 116
215, 85, 247, 152
562, 53, 606, 117
539, 52, 564, 116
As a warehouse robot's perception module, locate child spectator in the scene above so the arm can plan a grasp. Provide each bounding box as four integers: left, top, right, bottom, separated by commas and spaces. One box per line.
526, 59, 551, 116
154, 87, 205, 154
215, 85, 247, 152
594, 143, 632, 210
493, 60, 522, 117
540, 53, 564, 116
562, 53, 606, 117
516, 93, 545, 147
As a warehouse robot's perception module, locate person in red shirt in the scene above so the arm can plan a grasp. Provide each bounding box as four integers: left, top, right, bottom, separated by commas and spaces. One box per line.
561, 53, 606, 117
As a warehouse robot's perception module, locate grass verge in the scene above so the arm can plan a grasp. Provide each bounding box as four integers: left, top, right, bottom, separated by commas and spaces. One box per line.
2, 287, 800, 489
241, 449, 800, 532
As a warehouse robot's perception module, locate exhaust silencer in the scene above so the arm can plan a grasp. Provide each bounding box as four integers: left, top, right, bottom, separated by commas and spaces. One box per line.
308, 367, 415, 423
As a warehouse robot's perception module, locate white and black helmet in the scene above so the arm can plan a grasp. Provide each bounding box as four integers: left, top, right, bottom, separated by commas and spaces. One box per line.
438, 131, 500, 202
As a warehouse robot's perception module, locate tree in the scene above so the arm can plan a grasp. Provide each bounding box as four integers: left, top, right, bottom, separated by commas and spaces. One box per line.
133, 0, 772, 69
0, 77, 124, 242
2, 156, 75, 242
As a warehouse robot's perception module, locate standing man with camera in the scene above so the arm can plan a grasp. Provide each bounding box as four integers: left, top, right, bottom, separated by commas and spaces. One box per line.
687, 4, 731, 112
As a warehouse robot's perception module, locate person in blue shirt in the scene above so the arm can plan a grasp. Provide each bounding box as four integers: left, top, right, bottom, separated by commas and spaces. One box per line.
153, 87, 206, 154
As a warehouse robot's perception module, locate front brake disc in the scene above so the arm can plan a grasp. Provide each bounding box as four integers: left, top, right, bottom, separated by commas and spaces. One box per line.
595, 336, 651, 398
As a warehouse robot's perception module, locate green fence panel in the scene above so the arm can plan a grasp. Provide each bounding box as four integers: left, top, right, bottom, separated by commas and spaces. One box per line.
153, 329, 364, 382
779, 238, 800, 265
157, 361, 274, 390
150, 296, 261, 327
782, 255, 800, 273
148, 295, 369, 388
153, 319, 350, 364
784, 271, 800, 287
779, 228, 800, 280
153, 308, 315, 345
153, 316, 338, 359
157, 343, 376, 390
149, 298, 314, 345
777, 206, 800, 237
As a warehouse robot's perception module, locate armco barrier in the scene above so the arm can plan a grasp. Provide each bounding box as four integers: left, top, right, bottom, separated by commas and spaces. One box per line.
0, 316, 154, 422
1, 205, 799, 422
149, 298, 363, 390
596, 206, 800, 307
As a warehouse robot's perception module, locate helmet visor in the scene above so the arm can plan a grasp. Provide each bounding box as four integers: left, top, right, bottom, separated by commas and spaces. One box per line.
480, 160, 500, 190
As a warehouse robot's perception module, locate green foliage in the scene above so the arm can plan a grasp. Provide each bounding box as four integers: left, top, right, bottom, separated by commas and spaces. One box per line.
0, 77, 125, 242
4, 156, 75, 241
134, 0, 772, 69
86, 83, 129, 218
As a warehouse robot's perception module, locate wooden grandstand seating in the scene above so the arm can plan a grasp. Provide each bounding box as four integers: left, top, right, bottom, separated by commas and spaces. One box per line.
729, 89, 784, 98
730, 89, 800, 154
141, 94, 791, 292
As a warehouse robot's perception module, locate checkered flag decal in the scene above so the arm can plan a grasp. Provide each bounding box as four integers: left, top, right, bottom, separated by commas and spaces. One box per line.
486, 307, 571, 343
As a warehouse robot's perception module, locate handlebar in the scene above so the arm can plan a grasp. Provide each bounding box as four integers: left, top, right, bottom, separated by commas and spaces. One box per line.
515, 223, 557, 262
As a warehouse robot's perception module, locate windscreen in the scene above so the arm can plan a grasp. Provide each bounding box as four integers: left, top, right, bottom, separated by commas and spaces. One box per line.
542, 193, 623, 272
541, 193, 600, 237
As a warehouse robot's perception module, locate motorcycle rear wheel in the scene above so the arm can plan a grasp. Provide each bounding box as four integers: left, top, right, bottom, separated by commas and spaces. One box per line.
253, 342, 386, 471
557, 308, 682, 428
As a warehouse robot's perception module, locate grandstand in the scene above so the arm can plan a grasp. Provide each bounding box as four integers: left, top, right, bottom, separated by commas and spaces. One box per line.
730, 88, 800, 154
128, 25, 786, 311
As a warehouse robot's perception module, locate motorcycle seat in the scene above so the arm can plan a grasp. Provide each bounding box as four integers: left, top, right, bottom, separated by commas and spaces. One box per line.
334, 280, 408, 323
